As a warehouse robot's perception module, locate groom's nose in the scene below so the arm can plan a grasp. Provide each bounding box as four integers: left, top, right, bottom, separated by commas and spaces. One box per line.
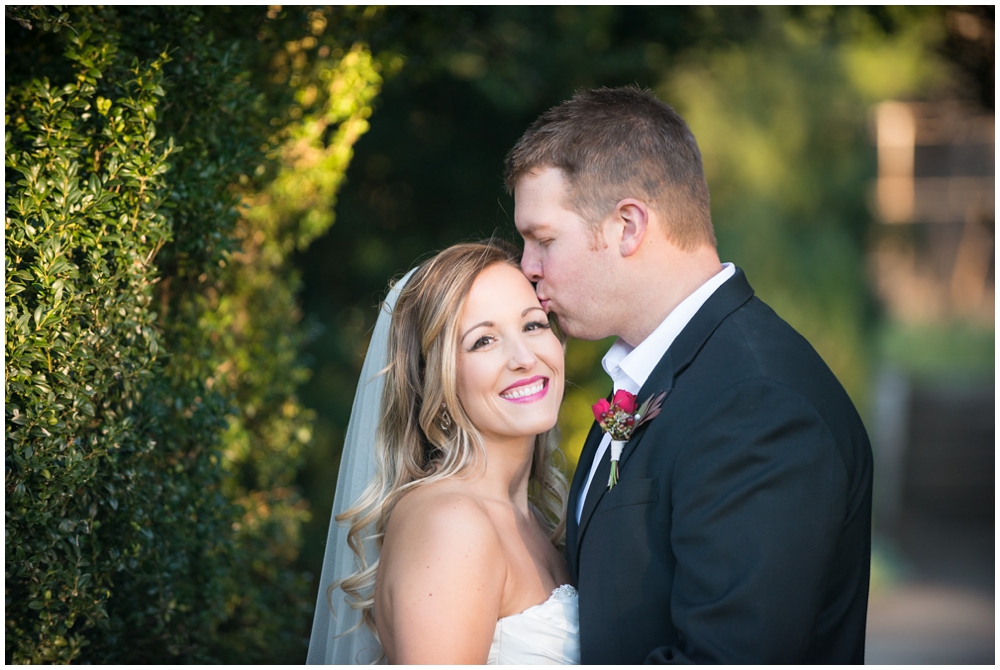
521, 249, 542, 283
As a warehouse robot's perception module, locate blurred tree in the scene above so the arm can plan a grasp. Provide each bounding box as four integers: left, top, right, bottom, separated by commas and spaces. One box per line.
939, 6, 994, 110
664, 7, 949, 409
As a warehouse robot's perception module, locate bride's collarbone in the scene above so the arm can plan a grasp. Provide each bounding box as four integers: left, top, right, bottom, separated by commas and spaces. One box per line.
492, 510, 569, 618
385, 481, 567, 616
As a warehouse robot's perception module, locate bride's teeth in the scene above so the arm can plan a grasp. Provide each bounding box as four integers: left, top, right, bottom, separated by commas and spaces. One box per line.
501, 380, 544, 399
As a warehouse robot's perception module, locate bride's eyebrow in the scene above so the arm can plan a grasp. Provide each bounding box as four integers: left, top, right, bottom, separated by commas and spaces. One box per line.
461, 321, 493, 341
460, 308, 547, 341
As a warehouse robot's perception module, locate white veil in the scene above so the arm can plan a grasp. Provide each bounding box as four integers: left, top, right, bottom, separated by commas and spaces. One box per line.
306, 269, 415, 665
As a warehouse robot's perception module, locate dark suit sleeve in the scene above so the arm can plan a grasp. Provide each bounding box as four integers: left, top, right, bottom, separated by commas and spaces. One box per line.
647, 379, 848, 663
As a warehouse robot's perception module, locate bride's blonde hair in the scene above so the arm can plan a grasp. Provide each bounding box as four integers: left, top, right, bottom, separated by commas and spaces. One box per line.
331, 240, 569, 637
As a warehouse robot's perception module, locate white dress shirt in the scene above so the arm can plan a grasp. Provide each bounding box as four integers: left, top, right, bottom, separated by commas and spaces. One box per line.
576, 263, 735, 522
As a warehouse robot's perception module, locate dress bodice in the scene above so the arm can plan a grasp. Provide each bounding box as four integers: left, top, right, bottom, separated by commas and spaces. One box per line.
487, 584, 580, 665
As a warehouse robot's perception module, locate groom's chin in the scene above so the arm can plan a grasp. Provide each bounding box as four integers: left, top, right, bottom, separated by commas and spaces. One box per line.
552, 316, 597, 342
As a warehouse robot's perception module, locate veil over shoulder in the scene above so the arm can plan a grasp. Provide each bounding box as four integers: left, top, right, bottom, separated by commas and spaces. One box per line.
306, 270, 415, 665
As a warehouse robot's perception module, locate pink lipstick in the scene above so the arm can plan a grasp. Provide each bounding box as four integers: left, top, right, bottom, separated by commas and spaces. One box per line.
499, 376, 549, 403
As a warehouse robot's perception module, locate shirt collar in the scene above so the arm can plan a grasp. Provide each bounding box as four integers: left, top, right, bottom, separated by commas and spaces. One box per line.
602, 263, 735, 392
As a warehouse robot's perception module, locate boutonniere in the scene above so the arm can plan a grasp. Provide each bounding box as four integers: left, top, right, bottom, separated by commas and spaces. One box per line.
592, 389, 666, 490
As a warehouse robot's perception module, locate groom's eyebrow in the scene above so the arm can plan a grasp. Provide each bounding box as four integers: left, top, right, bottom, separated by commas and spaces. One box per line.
517, 222, 546, 239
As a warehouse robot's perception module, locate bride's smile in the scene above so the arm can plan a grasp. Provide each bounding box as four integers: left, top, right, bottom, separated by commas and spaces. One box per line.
499, 375, 548, 402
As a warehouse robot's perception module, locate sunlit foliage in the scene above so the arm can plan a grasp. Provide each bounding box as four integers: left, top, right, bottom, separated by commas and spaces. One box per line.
5, 6, 381, 662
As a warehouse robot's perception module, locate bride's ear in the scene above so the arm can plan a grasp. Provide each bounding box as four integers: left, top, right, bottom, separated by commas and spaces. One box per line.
615, 199, 649, 257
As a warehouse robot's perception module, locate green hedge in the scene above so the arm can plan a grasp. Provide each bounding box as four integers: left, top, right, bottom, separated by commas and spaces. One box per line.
5, 6, 381, 662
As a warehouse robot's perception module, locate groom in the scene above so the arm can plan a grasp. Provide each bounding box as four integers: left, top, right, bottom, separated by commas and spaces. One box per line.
505, 87, 872, 663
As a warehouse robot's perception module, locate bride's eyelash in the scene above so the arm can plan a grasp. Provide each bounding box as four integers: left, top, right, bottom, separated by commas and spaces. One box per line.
467, 321, 549, 351
469, 335, 494, 351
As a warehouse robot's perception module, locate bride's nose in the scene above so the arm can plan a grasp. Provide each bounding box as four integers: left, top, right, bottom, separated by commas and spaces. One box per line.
506, 337, 537, 371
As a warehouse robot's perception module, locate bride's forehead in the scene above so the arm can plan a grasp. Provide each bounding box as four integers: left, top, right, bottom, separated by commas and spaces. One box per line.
461, 265, 536, 314
470, 264, 531, 296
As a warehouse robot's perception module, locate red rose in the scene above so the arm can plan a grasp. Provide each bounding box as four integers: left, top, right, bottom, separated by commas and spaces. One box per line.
591, 398, 611, 422
590, 389, 667, 491
612, 389, 638, 414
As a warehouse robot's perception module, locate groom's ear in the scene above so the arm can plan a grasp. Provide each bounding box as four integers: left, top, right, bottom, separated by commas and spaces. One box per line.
615, 199, 648, 257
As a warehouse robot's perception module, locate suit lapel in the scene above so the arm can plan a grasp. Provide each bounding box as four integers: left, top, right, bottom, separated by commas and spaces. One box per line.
572, 435, 611, 574
566, 419, 605, 578
615, 367, 675, 476
622, 269, 754, 469
571, 268, 756, 563
654, 267, 754, 382
574, 355, 676, 550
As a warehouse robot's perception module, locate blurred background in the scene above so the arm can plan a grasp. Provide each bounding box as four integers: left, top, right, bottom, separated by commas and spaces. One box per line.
6, 5, 992, 663
292, 6, 994, 664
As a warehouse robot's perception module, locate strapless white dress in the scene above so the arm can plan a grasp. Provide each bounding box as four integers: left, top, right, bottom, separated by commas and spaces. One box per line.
487, 584, 580, 664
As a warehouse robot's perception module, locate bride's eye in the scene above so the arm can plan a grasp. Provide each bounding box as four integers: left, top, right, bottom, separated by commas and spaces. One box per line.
469, 335, 494, 351
524, 320, 551, 333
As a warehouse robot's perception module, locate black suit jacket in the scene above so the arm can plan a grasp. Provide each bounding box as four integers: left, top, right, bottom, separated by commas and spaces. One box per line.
566, 268, 872, 664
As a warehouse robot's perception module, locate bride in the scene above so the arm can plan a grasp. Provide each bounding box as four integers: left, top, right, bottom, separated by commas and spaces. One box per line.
307, 241, 580, 664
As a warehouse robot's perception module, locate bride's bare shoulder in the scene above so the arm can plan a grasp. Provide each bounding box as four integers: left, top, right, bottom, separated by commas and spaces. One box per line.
377, 481, 509, 663
386, 480, 499, 548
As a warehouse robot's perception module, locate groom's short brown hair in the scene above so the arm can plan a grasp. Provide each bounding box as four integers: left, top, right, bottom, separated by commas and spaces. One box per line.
504, 86, 715, 251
